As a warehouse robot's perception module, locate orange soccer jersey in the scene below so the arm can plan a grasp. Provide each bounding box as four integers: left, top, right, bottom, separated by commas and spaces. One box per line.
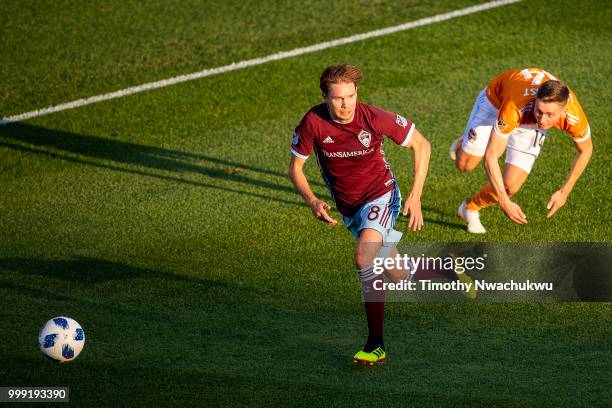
485, 68, 590, 142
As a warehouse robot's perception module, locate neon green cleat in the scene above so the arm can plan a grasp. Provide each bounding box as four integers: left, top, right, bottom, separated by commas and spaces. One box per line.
449, 252, 478, 300
456, 269, 477, 300
353, 347, 386, 365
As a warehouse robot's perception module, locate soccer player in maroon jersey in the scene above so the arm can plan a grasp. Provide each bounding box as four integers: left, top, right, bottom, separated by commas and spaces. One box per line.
288, 64, 431, 365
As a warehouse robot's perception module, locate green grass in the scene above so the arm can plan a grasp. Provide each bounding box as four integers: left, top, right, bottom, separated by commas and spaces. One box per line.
1, 0, 611, 406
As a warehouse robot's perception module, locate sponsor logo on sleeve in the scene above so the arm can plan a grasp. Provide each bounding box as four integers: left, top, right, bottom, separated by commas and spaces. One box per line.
358, 130, 372, 148
496, 118, 511, 134
292, 132, 299, 145
396, 114, 408, 128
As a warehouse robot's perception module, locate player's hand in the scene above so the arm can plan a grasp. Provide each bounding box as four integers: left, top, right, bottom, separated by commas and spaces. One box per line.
309, 199, 338, 225
499, 198, 528, 225
546, 189, 568, 218
402, 195, 423, 231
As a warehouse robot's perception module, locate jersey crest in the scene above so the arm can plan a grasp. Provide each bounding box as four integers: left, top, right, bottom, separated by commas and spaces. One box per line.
358, 130, 372, 147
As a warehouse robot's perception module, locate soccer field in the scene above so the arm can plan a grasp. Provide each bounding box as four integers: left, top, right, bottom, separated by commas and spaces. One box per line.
1, 0, 611, 406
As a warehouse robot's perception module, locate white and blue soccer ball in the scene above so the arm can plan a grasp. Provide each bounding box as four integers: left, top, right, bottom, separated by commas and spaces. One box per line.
38, 317, 85, 363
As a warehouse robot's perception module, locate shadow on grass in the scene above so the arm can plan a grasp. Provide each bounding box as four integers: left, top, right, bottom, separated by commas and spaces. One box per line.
0, 256, 188, 284
0, 122, 328, 207
396, 205, 465, 231
0, 256, 268, 299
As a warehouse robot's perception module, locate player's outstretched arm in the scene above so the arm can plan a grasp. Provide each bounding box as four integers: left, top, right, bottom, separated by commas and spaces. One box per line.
288, 155, 337, 225
484, 132, 528, 225
547, 137, 593, 218
402, 129, 430, 231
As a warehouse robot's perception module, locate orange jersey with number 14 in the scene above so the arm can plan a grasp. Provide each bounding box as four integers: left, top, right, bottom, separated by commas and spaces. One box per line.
486, 68, 590, 142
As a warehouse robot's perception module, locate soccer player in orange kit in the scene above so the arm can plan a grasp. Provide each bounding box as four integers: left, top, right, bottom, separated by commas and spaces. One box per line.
449, 68, 592, 233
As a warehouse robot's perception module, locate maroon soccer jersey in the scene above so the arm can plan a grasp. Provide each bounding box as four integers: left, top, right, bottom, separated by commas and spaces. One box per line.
291, 102, 415, 217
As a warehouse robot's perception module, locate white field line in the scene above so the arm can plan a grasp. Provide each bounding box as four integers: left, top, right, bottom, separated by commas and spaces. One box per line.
0, 0, 521, 125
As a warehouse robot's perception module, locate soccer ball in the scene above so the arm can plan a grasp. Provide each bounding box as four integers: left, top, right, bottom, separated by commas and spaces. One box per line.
38, 317, 85, 363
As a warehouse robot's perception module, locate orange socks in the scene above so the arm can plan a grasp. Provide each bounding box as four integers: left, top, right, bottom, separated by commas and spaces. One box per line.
466, 184, 499, 211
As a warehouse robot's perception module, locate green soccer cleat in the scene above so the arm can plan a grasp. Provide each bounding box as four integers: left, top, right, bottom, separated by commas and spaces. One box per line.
449, 252, 478, 300
456, 269, 477, 300
353, 347, 386, 365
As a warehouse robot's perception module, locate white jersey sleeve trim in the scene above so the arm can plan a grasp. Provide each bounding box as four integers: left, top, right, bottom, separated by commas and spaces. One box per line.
573, 124, 591, 143
290, 148, 309, 160
493, 122, 510, 139
401, 123, 416, 146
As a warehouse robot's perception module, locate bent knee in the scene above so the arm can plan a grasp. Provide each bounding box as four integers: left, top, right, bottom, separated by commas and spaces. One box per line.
455, 159, 479, 173
354, 252, 373, 271
354, 243, 380, 270
455, 161, 470, 172
504, 183, 521, 197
